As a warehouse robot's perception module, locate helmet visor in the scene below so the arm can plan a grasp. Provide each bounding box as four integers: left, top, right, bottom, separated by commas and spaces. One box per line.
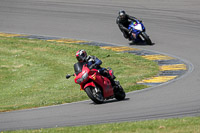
76, 53, 86, 62
119, 13, 125, 19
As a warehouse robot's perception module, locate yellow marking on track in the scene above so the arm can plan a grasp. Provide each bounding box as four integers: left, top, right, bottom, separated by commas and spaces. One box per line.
47, 39, 87, 44
101, 46, 140, 52
142, 55, 175, 60
137, 76, 177, 83
0, 33, 27, 37
159, 64, 187, 71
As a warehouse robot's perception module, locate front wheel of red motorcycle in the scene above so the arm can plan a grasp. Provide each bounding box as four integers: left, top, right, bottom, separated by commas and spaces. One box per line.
85, 86, 104, 104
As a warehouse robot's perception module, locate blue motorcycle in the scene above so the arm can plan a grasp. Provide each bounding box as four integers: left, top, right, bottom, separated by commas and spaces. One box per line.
128, 20, 152, 45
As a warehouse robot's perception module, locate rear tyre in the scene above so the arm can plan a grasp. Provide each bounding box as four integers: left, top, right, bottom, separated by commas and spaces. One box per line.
114, 81, 126, 101
140, 32, 152, 45
85, 86, 104, 104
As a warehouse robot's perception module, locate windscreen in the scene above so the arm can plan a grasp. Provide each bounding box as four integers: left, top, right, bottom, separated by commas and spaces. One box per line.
74, 62, 86, 75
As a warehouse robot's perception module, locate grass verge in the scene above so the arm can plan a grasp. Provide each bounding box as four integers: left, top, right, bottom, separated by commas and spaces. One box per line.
0, 36, 159, 112
5, 117, 200, 133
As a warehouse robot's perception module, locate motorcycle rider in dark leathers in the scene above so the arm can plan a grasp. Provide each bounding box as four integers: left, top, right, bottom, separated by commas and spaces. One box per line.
75, 49, 117, 88
116, 10, 141, 40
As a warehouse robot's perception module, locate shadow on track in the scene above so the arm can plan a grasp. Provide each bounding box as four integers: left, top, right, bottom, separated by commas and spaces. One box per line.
89, 98, 130, 105
129, 41, 155, 46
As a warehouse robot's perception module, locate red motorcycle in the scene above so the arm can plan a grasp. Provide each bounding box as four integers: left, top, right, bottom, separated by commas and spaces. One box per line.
66, 62, 126, 104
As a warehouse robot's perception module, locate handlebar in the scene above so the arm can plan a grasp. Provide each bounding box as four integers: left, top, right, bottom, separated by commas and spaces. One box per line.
89, 64, 96, 70
66, 64, 96, 79
66, 74, 74, 79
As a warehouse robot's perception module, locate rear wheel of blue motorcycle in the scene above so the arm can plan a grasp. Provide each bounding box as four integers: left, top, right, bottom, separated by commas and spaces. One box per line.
85, 86, 104, 104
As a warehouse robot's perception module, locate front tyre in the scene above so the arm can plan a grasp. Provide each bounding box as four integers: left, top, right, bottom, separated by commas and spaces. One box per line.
85, 86, 104, 104
140, 32, 152, 45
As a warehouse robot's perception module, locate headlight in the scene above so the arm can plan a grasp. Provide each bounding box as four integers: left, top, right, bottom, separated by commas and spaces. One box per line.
77, 78, 83, 84
76, 72, 88, 84
82, 72, 88, 80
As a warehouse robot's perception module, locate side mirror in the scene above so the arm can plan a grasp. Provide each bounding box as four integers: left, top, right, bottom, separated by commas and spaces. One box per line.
66, 74, 71, 79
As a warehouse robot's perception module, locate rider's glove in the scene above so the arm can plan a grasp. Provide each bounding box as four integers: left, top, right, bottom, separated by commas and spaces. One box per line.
89, 64, 96, 70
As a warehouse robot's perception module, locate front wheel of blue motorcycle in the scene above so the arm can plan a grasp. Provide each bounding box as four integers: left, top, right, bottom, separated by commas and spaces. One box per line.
85, 86, 104, 104
140, 32, 153, 45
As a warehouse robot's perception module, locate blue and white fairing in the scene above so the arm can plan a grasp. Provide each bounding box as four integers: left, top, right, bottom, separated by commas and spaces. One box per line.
128, 20, 146, 41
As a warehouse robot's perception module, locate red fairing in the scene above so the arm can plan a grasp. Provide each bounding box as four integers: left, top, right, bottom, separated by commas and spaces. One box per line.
84, 82, 95, 88
74, 64, 114, 98
74, 65, 90, 84
89, 70, 113, 98
99, 76, 114, 98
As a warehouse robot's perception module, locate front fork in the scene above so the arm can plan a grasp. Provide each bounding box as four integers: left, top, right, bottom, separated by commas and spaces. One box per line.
139, 33, 145, 41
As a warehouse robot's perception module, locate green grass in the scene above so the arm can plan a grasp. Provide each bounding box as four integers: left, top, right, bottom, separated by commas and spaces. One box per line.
5, 117, 200, 133
0, 36, 159, 112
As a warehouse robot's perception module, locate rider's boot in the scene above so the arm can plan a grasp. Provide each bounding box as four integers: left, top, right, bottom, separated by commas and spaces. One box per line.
106, 74, 120, 92
107, 74, 115, 86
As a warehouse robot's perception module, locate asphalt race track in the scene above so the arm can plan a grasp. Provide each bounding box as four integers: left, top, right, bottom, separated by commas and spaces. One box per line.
0, 0, 200, 131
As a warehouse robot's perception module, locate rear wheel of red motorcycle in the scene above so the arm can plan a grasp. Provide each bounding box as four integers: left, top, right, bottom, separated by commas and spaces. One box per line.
85, 86, 104, 104
114, 86, 126, 101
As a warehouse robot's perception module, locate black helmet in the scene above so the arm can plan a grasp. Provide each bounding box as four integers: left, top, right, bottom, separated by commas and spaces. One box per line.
119, 10, 126, 19
76, 49, 87, 62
